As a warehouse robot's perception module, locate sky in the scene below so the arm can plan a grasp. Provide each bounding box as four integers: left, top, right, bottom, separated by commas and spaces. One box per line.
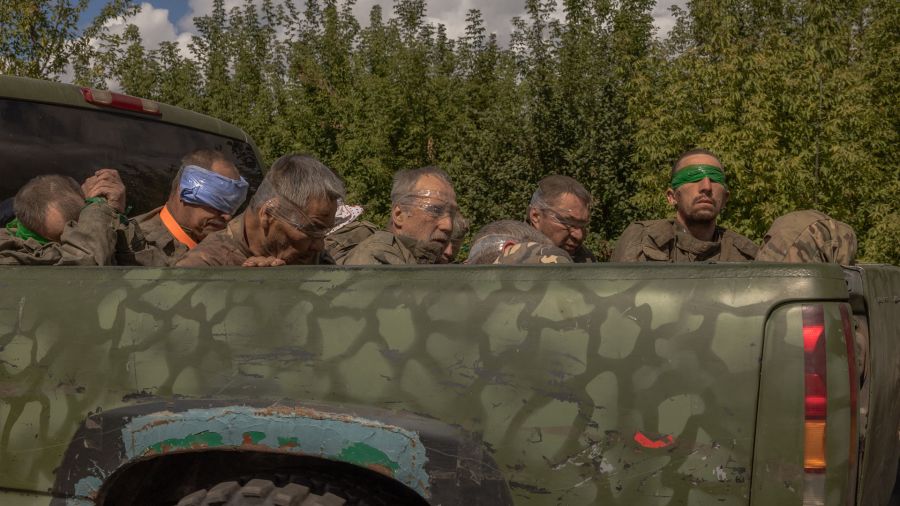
84, 0, 685, 54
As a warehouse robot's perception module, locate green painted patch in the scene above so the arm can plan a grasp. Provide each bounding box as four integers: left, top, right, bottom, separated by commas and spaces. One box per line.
278, 436, 299, 448
146, 431, 223, 454
242, 431, 265, 445
338, 442, 400, 472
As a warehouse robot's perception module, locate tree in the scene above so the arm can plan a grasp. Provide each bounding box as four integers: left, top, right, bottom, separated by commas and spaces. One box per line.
0, 0, 136, 80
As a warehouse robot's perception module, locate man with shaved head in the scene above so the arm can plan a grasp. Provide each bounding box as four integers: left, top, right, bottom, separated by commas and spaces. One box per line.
611, 148, 757, 262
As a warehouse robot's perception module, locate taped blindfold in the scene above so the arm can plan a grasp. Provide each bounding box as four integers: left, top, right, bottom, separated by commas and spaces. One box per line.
670, 164, 727, 190
179, 165, 249, 215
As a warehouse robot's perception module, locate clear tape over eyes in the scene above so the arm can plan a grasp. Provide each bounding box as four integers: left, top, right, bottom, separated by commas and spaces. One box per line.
179, 165, 249, 215
264, 200, 330, 239
530, 198, 590, 230
396, 191, 458, 218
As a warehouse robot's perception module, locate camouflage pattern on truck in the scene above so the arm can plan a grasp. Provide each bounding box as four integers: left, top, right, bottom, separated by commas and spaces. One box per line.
0, 263, 885, 505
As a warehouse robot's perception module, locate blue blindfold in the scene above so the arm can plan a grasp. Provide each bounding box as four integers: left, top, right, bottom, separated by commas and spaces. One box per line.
179, 165, 249, 215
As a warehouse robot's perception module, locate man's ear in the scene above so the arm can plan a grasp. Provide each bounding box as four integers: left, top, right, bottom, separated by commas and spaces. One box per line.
258, 205, 273, 234
391, 205, 406, 229
527, 206, 541, 227
665, 188, 677, 207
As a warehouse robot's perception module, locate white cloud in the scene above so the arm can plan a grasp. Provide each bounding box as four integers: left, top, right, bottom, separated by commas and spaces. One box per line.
104, 2, 192, 55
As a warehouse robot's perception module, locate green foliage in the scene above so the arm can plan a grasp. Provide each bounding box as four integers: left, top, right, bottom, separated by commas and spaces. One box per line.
0, 0, 137, 79
8, 0, 895, 263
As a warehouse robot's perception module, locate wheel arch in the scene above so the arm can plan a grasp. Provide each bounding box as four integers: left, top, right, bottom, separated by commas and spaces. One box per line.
51, 400, 511, 505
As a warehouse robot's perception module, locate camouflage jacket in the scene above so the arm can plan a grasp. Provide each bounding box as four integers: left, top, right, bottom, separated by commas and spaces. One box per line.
496, 242, 573, 265
756, 210, 857, 265
129, 206, 190, 266
570, 244, 597, 263
611, 219, 758, 263
325, 220, 379, 265
339, 230, 442, 266
175, 214, 334, 267
0, 202, 120, 266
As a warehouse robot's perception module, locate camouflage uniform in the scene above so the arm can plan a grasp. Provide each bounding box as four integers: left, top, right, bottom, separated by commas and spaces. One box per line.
756, 210, 857, 264
339, 230, 442, 265
611, 219, 757, 262
325, 221, 378, 265
129, 206, 190, 266
496, 242, 573, 265
175, 215, 334, 267
0, 202, 120, 266
570, 244, 597, 263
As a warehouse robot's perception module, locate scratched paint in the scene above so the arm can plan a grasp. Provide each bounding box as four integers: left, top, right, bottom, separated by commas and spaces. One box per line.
122, 406, 429, 497
66, 476, 102, 506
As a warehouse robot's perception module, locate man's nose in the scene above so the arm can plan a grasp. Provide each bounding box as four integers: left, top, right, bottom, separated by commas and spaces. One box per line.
569, 226, 584, 241
697, 177, 713, 191
220, 213, 233, 222
437, 215, 453, 232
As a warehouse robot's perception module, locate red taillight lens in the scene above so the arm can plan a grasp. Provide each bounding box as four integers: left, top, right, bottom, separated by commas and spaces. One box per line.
803, 305, 827, 505
80, 87, 161, 115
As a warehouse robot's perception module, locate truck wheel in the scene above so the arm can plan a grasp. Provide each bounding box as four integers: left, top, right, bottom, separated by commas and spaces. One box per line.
176, 479, 347, 506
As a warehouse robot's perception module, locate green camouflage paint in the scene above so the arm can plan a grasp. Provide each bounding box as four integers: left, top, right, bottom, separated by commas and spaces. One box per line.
0, 263, 893, 505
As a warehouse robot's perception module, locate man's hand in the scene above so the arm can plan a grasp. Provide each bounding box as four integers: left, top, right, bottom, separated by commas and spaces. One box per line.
242, 256, 286, 267
82, 169, 126, 213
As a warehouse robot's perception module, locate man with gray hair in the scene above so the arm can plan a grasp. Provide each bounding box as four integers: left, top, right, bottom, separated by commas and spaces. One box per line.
176, 154, 344, 267
132, 149, 248, 266
526, 175, 596, 263
0, 170, 128, 265
467, 220, 572, 265
340, 166, 458, 265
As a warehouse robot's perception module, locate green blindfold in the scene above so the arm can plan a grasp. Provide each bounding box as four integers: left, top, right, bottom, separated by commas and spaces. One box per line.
6, 218, 49, 245
670, 164, 727, 189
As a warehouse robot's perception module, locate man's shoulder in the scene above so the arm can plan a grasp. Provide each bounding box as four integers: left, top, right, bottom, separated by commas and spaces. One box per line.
721, 228, 759, 259
176, 221, 247, 267
342, 230, 414, 265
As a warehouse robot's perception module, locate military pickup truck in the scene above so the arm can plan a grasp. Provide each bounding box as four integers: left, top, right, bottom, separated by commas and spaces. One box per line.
1, 76, 899, 506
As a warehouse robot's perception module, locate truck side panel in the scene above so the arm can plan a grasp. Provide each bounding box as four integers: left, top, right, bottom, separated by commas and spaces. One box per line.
0, 264, 851, 505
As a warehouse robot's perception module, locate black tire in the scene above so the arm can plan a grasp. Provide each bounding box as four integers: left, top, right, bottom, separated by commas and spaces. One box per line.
176, 479, 347, 506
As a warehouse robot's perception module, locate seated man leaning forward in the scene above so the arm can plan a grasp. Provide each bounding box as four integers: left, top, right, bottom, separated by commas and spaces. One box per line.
756, 210, 857, 265
526, 175, 596, 263
1, 170, 127, 265
340, 166, 458, 265
175, 154, 344, 267
466, 220, 572, 265
132, 149, 248, 266
611, 148, 757, 262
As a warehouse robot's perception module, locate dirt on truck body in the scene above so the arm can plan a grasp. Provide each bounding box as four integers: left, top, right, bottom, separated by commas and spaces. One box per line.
1, 76, 899, 506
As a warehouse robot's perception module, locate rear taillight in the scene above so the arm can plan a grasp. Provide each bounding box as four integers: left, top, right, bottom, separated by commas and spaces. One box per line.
80, 87, 161, 115
803, 304, 827, 505
802, 304, 860, 506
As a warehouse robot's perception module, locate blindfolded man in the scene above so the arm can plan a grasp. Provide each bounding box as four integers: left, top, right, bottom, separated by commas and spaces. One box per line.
132, 149, 248, 266
526, 175, 596, 263
611, 148, 757, 262
340, 166, 459, 265
176, 154, 344, 267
